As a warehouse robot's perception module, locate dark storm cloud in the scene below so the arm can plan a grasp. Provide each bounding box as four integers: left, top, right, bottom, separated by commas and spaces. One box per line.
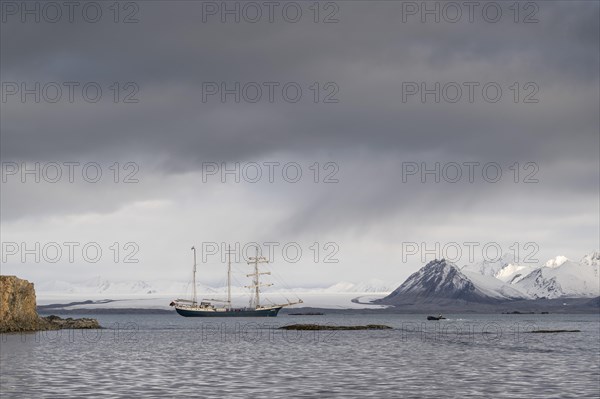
1, 1, 598, 238
1, 1, 598, 162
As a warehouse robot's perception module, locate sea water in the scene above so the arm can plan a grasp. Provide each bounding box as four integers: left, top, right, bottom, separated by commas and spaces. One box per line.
1, 313, 599, 398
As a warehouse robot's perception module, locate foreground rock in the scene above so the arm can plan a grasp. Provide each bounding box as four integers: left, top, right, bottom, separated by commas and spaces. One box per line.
1, 276, 40, 332
280, 324, 392, 330
0, 275, 101, 333
39, 315, 101, 330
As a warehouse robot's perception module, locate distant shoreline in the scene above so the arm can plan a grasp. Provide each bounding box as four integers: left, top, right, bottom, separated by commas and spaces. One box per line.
37, 298, 600, 315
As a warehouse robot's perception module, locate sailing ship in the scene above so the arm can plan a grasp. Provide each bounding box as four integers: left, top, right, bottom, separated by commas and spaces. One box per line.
170, 246, 303, 317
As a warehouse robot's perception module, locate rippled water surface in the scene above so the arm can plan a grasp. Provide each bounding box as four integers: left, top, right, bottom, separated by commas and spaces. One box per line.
1, 313, 599, 398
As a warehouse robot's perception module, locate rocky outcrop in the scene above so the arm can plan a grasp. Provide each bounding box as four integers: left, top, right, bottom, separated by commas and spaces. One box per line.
377, 259, 499, 306
0, 275, 40, 332
0, 275, 100, 333
39, 315, 101, 330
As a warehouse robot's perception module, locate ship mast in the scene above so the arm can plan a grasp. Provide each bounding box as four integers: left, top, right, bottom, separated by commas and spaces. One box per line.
246, 246, 271, 309
226, 244, 232, 310
191, 246, 197, 304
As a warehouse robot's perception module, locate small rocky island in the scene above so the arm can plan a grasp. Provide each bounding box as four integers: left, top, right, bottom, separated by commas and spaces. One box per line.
0, 275, 101, 333
280, 324, 392, 330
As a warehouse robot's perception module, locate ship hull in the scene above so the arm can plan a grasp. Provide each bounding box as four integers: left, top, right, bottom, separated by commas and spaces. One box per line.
175, 307, 282, 317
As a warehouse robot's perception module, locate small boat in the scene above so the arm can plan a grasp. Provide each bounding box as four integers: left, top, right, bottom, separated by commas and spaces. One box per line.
170, 245, 302, 317
427, 315, 446, 321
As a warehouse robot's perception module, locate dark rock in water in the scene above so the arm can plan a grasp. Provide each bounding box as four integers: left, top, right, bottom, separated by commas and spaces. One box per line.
427, 316, 446, 320
39, 315, 101, 330
288, 312, 325, 316
279, 324, 392, 330
529, 329, 581, 333
0, 275, 101, 333
502, 311, 535, 314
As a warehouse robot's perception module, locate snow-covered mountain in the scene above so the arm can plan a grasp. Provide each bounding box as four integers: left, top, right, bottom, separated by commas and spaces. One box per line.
580, 251, 600, 276
379, 252, 599, 306
461, 270, 530, 300
33, 251, 600, 302
513, 255, 599, 299
378, 259, 526, 305
34, 276, 396, 298
35, 277, 215, 297
544, 255, 569, 268
462, 251, 600, 299
494, 264, 536, 284
461, 253, 537, 285
460, 253, 516, 277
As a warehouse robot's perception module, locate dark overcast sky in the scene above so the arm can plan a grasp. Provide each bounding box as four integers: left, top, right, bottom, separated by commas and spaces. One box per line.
1, 1, 598, 286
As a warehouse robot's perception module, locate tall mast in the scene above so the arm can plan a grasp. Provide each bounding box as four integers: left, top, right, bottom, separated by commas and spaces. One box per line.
253, 247, 260, 307
227, 244, 232, 310
191, 246, 197, 304
246, 246, 271, 309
